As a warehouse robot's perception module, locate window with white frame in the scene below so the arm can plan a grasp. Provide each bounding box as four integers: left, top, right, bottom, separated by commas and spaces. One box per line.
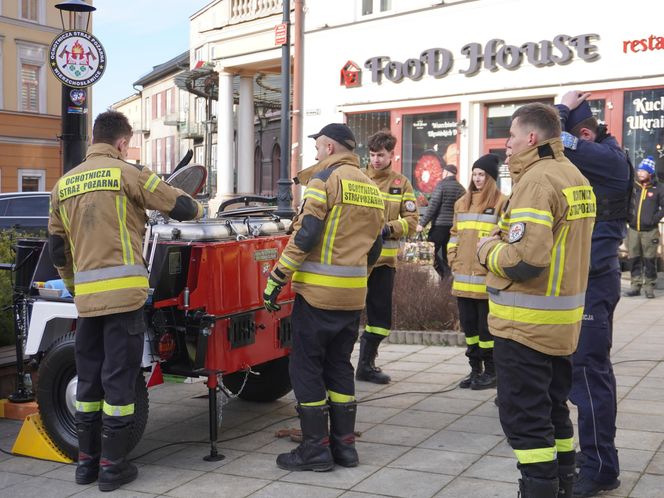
19, 0, 45, 23
156, 92, 163, 119
165, 136, 173, 173
362, 0, 391, 15
145, 139, 152, 166
16, 41, 46, 113
156, 139, 163, 174
166, 88, 173, 115
18, 169, 45, 192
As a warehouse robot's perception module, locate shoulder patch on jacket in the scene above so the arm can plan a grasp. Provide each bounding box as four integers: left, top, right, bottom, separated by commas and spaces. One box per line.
389, 187, 402, 195
313, 164, 341, 183
508, 222, 525, 243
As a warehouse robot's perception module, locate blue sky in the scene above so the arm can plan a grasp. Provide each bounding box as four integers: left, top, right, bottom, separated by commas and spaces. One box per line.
91, 0, 211, 117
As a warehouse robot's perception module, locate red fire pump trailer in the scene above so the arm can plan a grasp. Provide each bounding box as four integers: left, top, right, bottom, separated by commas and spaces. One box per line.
9, 168, 296, 462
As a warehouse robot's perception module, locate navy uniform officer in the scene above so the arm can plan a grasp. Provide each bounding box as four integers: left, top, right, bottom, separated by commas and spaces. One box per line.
556, 91, 632, 498
49, 111, 203, 492
263, 123, 384, 471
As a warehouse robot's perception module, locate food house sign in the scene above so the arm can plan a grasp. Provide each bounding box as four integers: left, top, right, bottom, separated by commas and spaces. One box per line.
359, 33, 599, 85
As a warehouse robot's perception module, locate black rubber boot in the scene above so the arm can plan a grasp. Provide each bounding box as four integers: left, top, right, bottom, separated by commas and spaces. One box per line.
623, 288, 641, 297
356, 332, 391, 384
328, 401, 359, 467
459, 358, 482, 389
471, 352, 497, 390
276, 405, 334, 472
518, 476, 559, 498
558, 465, 576, 497
98, 425, 138, 492
75, 419, 101, 485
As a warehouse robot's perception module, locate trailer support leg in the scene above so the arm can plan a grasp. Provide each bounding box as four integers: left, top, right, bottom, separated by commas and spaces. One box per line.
203, 375, 225, 462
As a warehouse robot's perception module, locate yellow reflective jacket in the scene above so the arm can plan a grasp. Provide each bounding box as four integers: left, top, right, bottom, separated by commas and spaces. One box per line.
271, 153, 384, 311
477, 139, 596, 356
448, 189, 507, 299
48, 143, 204, 317
366, 164, 418, 268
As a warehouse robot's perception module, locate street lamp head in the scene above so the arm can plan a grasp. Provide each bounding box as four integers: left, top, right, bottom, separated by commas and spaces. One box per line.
55, 0, 96, 12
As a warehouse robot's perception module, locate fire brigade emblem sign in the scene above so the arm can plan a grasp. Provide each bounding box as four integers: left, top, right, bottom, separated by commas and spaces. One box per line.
508, 222, 526, 243
340, 60, 362, 88
49, 31, 106, 87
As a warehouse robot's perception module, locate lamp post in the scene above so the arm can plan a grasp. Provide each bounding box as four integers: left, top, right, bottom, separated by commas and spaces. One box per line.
52, 0, 102, 174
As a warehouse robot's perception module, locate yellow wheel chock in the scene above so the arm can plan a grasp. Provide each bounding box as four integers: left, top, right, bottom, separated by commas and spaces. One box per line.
11, 413, 73, 463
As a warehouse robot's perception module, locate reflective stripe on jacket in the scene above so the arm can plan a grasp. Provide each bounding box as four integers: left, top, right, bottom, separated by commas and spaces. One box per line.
272, 153, 384, 310
448, 192, 507, 299
477, 139, 596, 356
48, 143, 203, 317
366, 165, 419, 267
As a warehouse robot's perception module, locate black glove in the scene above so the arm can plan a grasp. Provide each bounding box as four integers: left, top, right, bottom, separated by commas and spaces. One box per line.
263, 277, 283, 312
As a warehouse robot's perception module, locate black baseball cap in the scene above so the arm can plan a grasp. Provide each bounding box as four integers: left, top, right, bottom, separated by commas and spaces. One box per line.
308, 123, 356, 151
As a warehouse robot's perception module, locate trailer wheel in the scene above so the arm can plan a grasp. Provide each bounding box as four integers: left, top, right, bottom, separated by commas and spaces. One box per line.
36, 332, 149, 460
223, 356, 292, 402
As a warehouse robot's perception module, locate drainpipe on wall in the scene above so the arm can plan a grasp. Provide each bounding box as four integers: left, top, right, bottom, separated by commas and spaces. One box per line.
290, 0, 305, 206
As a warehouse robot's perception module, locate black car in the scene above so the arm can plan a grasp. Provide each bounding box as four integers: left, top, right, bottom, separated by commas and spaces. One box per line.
0, 192, 50, 233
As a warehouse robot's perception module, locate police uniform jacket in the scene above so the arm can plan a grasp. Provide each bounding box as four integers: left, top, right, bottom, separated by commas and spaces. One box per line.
477, 139, 596, 356
366, 164, 418, 267
48, 143, 203, 317
271, 152, 384, 311
448, 189, 507, 300
628, 179, 664, 232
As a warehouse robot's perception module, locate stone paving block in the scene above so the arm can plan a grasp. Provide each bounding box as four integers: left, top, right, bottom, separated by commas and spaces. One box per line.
383, 409, 458, 430
360, 424, 436, 447
339, 492, 391, 498
151, 444, 246, 472
618, 399, 664, 416
130, 440, 187, 465
388, 447, 479, 476
424, 363, 470, 375
354, 405, 402, 424
404, 372, 462, 386
0, 456, 65, 476
445, 415, 505, 436
615, 374, 646, 388
467, 399, 500, 418
0, 470, 28, 490
68, 488, 157, 497
461, 455, 522, 483
386, 361, 436, 372
486, 438, 514, 458
433, 476, 517, 497
615, 428, 664, 451
0, 475, 85, 498
167, 473, 271, 498
214, 452, 290, 480
280, 463, 381, 490
617, 412, 664, 433
250, 481, 343, 498
628, 472, 664, 498
354, 441, 410, 467
645, 451, 664, 475
604, 470, 640, 497
358, 393, 428, 410
352, 467, 452, 498
217, 429, 279, 453
419, 429, 503, 455
410, 395, 483, 415
121, 463, 204, 495
618, 448, 655, 473
257, 436, 306, 456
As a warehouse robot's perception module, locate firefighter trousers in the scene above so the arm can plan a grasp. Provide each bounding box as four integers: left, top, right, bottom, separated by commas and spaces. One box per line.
494, 337, 574, 480
569, 269, 620, 483
75, 308, 144, 430
365, 265, 395, 338
289, 294, 361, 404
457, 297, 493, 365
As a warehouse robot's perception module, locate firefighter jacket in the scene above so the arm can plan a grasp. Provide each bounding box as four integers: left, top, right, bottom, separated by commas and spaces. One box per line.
271, 152, 384, 311
447, 189, 507, 299
477, 139, 596, 356
366, 164, 418, 267
48, 143, 204, 317
628, 179, 664, 232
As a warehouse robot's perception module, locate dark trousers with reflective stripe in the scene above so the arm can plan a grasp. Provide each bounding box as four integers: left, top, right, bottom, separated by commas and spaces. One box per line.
428, 225, 452, 277
495, 337, 574, 479
365, 265, 395, 336
290, 294, 361, 403
457, 297, 492, 363
75, 308, 144, 430
569, 269, 620, 483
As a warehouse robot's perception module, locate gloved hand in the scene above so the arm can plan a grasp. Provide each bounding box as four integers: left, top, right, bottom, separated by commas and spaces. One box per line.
381, 224, 391, 240
263, 277, 283, 312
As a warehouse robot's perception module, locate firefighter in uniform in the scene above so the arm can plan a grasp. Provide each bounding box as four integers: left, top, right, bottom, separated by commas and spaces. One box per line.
477, 103, 596, 498
556, 91, 632, 497
263, 123, 384, 471
48, 111, 203, 492
356, 130, 418, 384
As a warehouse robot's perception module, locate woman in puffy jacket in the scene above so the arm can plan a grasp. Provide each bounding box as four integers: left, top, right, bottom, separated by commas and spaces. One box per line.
447, 154, 507, 390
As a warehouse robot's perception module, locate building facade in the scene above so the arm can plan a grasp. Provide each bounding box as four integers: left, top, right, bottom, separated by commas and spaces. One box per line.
0, 0, 66, 192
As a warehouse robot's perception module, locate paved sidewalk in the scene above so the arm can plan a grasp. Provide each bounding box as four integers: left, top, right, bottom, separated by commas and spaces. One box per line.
1, 281, 664, 497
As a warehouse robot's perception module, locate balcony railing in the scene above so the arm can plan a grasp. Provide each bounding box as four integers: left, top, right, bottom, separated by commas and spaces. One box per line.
164, 112, 186, 126
131, 120, 150, 134
230, 0, 281, 23
179, 123, 204, 140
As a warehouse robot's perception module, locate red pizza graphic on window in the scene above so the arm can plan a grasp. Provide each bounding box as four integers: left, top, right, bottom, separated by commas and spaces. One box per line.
414, 151, 443, 194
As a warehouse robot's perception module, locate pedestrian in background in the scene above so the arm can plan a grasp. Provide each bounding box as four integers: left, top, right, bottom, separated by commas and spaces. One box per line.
556, 91, 632, 497
448, 153, 506, 390
356, 130, 418, 384
263, 123, 384, 471
478, 103, 595, 498
416, 164, 465, 277
625, 156, 664, 299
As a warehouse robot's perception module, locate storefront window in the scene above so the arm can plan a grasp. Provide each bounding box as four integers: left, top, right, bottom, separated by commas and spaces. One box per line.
622, 88, 664, 174
346, 111, 390, 168
402, 111, 458, 200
